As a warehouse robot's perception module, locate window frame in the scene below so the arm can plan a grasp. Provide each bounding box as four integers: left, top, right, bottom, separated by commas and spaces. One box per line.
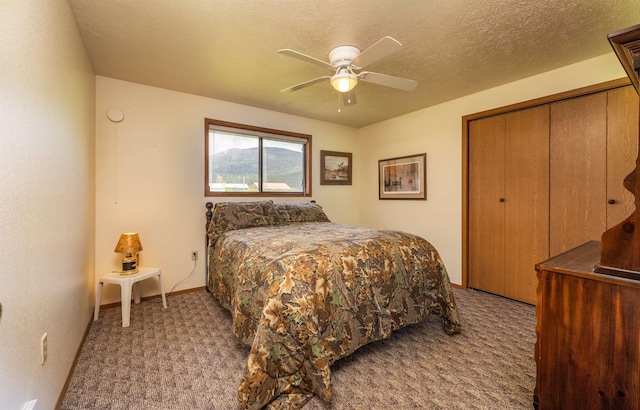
204, 118, 312, 197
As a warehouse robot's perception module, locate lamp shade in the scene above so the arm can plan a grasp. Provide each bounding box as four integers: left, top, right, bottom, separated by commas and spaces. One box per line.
330, 69, 358, 92
114, 232, 143, 255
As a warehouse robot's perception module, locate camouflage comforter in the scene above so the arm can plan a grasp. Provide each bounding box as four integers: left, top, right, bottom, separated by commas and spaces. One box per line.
208, 222, 461, 409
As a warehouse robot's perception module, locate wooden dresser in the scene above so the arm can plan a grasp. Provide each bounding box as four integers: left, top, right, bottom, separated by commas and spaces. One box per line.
534, 241, 640, 409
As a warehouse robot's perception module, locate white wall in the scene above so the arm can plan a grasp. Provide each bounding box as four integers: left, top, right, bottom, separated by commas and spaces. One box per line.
95, 77, 359, 304
357, 54, 627, 285
0, 1, 95, 408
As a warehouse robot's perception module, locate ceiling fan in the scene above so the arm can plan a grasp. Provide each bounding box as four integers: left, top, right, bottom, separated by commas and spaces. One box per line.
278, 36, 418, 104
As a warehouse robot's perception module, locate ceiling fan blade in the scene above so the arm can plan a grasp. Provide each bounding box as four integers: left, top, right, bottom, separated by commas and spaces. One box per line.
342, 90, 357, 106
278, 49, 332, 68
280, 76, 331, 93
352, 36, 402, 68
358, 71, 418, 91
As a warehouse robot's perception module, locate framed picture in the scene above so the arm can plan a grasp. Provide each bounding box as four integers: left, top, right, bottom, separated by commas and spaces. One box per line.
320, 150, 352, 185
378, 153, 426, 200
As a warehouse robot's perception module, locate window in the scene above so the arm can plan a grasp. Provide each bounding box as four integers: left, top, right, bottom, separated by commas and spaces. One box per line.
205, 119, 312, 197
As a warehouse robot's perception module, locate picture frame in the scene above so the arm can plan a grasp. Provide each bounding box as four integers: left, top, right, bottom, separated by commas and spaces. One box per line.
378, 153, 426, 200
320, 150, 352, 185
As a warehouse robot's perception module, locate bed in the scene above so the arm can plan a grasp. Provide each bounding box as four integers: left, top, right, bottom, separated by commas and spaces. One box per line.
205, 200, 461, 409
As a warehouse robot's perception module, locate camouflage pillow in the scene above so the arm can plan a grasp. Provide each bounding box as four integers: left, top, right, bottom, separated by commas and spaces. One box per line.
273, 202, 331, 224
208, 201, 278, 243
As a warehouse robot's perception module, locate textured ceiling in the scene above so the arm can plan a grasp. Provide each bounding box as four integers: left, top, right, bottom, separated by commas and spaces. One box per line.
68, 0, 640, 128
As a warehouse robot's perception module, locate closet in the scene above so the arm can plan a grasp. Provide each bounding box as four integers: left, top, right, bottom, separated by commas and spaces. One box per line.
465, 82, 639, 304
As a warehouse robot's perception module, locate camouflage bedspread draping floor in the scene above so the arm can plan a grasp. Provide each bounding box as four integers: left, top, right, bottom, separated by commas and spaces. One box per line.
208, 222, 461, 410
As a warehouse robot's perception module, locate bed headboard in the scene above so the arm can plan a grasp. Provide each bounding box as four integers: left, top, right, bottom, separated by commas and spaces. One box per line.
205, 202, 213, 292
205, 201, 214, 243
205, 200, 324, 247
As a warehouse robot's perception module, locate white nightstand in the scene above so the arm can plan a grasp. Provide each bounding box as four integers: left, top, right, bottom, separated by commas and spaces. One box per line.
94, 267, 167, 327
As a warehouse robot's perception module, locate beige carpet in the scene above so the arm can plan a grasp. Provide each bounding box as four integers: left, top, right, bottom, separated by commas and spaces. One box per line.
60, 288, 536, 409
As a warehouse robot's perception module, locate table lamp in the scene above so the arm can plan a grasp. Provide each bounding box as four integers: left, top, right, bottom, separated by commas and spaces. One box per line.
114, 232, 143, 274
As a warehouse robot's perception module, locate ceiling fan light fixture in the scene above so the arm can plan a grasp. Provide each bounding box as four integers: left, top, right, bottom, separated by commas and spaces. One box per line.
330, 69, 358, 92
280, 37, 415, 98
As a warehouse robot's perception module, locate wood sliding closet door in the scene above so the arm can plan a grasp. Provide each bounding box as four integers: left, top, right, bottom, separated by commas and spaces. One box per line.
468, 106, 549, 304
504, 106, 550, 304
550, 93, 607, 256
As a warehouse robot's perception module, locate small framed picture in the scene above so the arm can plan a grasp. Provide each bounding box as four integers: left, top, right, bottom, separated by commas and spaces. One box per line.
320, 150, 352, 185
378, 153, 426, 200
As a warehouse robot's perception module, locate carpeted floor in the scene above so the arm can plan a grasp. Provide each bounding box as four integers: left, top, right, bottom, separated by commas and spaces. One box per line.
60, 288, 536, 409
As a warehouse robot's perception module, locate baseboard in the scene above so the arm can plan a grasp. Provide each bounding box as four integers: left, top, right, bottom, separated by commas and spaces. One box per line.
55, 313, 92, 409
97, 286, 207, 309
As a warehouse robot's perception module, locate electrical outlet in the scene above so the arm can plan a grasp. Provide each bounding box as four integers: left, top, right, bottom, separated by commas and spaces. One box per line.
40, 333, 47, 365
191, 251, 198, 261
